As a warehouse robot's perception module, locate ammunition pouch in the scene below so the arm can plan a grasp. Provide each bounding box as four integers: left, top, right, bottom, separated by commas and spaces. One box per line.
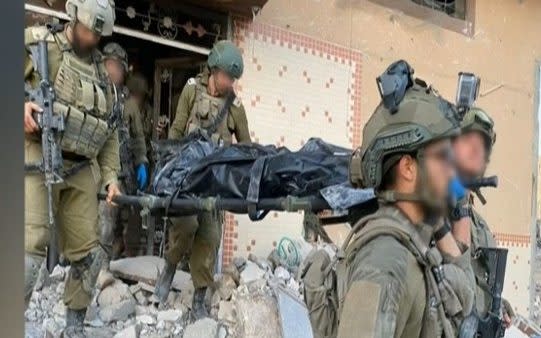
54, 102, 112, 159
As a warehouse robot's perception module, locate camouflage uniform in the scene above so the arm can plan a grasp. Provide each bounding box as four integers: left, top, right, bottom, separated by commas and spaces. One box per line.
155, 40, 249, 319
456, 107, 514, 319
24, 0, 118, 333
302, 61, 475, 338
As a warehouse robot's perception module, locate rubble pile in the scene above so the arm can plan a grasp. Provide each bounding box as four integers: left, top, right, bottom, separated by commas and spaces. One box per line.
24, 245, 327, 338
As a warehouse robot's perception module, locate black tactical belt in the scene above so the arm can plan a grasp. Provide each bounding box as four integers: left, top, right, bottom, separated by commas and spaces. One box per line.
24, 160, 90, 179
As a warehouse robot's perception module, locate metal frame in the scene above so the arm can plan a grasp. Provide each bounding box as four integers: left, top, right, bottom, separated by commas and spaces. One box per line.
530, 60, 541, 319
25, 3, 210, 55
367, 0, 476, 37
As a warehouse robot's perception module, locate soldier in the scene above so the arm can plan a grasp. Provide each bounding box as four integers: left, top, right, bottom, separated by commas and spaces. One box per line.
126, 72, 154, 166
451, 107, 514, 325
154, 40, 251, 319
24, 0, 120, 335
315, 64, 476, 338
101, 42, 148, 258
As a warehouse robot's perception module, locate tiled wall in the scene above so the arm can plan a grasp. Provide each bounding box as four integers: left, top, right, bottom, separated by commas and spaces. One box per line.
496, 234, 532, 316
221, 17, 531, 316
220, 18, 362, 266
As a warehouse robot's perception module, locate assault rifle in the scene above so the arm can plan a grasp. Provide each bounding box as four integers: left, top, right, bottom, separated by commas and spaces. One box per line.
463, 175, 498, 205
25, 31, 64, 273
476, 247, 509, 338
114, 88, 137, 194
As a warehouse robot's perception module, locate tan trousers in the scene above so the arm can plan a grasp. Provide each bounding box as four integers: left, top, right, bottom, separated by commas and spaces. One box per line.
165, 211, 222, 288
25, 139, 100, 309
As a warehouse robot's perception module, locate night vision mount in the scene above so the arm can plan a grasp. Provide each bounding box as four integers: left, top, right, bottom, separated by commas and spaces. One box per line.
376, 60, 414, 114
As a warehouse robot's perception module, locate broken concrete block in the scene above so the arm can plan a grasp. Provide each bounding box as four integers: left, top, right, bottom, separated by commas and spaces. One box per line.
223, 264, 240, 285
113, 323, 141, 338
96, 270, 116, 290
235, 294, 281, 338
218, 325, 228, 338
99, 298, 136, 323
156, 320, 166, 330
217, 301, 236, 323
232, 257, 247, 271
129, 283, 142, 294
50, 265, 66, 283
183, 318, 218, 338
216, 274, 237, 301
156, 309, 182, 322
98, 281, 133, 307
136, 314, 156, 325
274, 266, 291, 281
240, 261, 265, 285
109, 256, 192, 292
133, 291, 148, 306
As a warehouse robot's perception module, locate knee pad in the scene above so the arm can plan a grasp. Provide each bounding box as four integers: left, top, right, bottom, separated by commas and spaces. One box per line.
69, 245, 107, 294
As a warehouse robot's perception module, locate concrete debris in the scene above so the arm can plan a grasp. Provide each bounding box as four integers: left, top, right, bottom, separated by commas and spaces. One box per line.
26, 250, 309, 338
99, 298, 137, 323
110, 256, 192, 292
96, 269, 116, 290
216, 274, 238, 301
136, 314, 156, 325
240, 261, 266, 285
98, 281, 133, 307
157, 309, 183, 322
184, 318, 218, 338
114, 324, 141, 338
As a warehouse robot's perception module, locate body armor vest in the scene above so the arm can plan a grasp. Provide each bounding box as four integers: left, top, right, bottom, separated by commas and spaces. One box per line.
335, 207, 468, 338
52, 33, 115, 159
186, 79, 233, 146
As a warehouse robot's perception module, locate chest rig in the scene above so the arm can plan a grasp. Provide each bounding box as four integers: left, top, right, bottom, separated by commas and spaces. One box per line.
186, 77, 234, 146
335, 207, 466, 338
51, 32, 115, 159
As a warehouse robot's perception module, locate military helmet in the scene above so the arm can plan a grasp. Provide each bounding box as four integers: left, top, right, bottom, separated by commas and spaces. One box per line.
460, 106, 496, 154
65, 0, 115, 36
350, 82, 460, 189
126, 73, 150, 96
103, 42, 128, 72
207, 40, 244, 79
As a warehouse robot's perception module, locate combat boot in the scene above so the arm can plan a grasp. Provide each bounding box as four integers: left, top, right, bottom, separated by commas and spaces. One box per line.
191, 287, 209, 320
62, 308, 86, 338
154, 260, 176, 304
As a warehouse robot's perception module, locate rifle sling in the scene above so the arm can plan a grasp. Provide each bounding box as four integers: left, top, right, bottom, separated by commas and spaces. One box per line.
25, 160, 90, 179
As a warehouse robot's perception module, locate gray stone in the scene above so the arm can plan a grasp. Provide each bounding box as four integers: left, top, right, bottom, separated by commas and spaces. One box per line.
109, 256, 192, 292
222, 265, 240, 285
52, 302, 65, 317
135, 305, 151, 316
96, 270, 116, 290
216, 274, 237, 301
183, 318, 218, 338
157, 309, 182, 322
98, 281, 133, 307
156, 320, 165, 330
129, 283, 143, 294
50, 265, 66, 282
218, 326, 228, 338
217, 301, 236, 323
235, 293, 281, 338
232, 257, 246, 271
134, 291, 149, 306
114, 324, 141, 338
99, 298, 136, 323
136, 314, 156, 325
274, 266, 291, 281
239, 261, 265, 285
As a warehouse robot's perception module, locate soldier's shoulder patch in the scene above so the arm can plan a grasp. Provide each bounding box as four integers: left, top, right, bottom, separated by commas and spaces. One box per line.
186, 77, 196, 86
25, 26, 55, 45
232, 96, 242, 107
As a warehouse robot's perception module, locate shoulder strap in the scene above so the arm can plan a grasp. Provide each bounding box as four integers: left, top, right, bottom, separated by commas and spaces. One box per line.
207, 91, 235, 135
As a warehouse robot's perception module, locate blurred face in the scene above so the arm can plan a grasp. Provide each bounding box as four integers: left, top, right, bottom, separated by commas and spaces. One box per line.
104, 59, 125, 86
71, 23, 100, 57
453, 131, 487, 178
213, 69, 235, 96
422, 139, 455, 203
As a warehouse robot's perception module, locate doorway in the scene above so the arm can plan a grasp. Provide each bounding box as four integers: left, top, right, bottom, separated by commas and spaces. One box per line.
153, 56, 207, 139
